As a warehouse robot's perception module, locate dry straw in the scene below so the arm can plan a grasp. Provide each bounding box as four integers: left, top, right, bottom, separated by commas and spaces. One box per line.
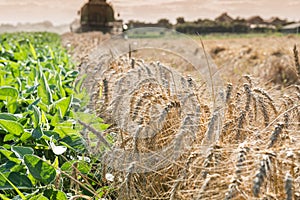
84, 49, 300, 199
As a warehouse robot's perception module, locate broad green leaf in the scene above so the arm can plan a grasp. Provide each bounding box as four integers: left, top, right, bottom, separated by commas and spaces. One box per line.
0, 172, 33, 190
7, 98, 17, 114
60, 134, 86, 153
24, 155, 56, 185
4, 133, 16, 142
55, 95, 73, 117
43, 131, 60, 140
14, 51, 27, 61
20, 131, 32, 142
0, 119, 24, 136
32, 126, 43, 139
11, 146, 34, 159
0, 113, 18, 121
0, 172, 27, 200
0, 113, 17, 121
0, 86, 18, 100
37, 72, 53, 105
9, 62, 20, 78
43, 189, 67, 200
0, 149, 21, 164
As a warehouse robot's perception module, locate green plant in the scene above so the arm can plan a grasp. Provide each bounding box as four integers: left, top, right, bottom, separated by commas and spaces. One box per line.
0, 32, 114, 199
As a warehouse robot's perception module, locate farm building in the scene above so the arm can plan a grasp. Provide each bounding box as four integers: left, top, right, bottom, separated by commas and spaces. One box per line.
215, 12, 234, 23
247, 16, 264, 25
281, 22, 300, 33
265, 17, 287, 27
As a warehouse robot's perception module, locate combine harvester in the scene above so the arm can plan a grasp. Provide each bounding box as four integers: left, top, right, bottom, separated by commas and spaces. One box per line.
70, 0, 124, 34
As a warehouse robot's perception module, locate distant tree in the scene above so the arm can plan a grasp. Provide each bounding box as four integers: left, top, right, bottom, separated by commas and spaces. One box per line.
176, 17, 185, 24
234, 17, 247, 24
194, 19, 203, 24
157, 18, 172, 28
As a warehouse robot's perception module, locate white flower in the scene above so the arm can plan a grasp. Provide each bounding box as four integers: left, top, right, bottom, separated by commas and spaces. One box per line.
105, 173, 114, 182
77, 155, 91, 163
49, 137, 67, 155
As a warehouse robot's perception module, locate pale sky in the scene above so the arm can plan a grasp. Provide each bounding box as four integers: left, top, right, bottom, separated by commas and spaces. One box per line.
0, 0, 299, 25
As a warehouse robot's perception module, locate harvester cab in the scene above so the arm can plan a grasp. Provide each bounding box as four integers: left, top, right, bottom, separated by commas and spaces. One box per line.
71, 0, 124, 34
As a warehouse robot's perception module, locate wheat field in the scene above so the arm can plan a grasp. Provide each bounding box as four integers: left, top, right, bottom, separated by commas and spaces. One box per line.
62, 32, 300, 200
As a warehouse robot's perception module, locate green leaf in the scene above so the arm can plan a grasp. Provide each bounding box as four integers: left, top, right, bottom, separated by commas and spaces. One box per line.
38, 72, 53, 105
66, 70, 79, 78
24, 155, 56, 185
7, 98, 18, 114
4, 133, 16, 142
20, 131, 32, 142
28, 194, 48, 200
29, 42, 37, 60
60, 134, 86, 153
75, 74, 87, 93
0, 119, 24, 136
9, 61, 21, 78
93, 123, 111, 132
32, 126, 43, 139
37, 101, 49, 113
75, 112, 104, 124
0, 149, 21, 164
55, 73, 65, 98
0, 193, 11, 200
11, 146, 34, 159
0, 172, 33, 190
50, 109, 62, 127
43, 131, 60, 140
61, 160, 90, 174
43, 189, 67, 200
0, 86, 18, 100
0, 172, 27, 200
0, 113, 18, 121
31, 105, 41, 128
55, 95, 73, 117
52, 121, 74, 138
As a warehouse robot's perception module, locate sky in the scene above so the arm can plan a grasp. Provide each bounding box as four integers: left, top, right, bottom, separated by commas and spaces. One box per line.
0, 0, 299, 25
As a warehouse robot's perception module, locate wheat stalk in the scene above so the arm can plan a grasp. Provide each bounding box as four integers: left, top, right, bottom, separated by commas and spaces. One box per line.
253, 154, 273, 197
268, 123, 284, 148
225, 83, 233, 103
293, 45, 300, 77
285, 172, 293, 200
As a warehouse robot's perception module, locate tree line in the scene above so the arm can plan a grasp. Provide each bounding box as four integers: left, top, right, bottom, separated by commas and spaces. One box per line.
127, 13, 294, 34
